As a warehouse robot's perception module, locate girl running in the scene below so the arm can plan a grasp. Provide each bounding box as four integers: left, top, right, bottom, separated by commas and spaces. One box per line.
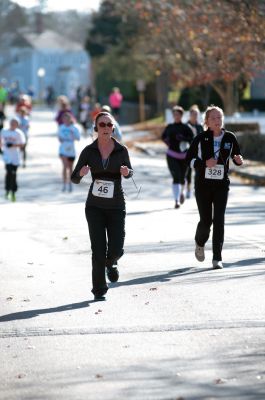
186, 105, 243, 269
58, 112, 80, 192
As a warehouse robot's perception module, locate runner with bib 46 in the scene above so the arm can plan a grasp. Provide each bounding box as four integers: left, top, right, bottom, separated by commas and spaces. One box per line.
186, 105, 243, 269
71, 112, 133, 301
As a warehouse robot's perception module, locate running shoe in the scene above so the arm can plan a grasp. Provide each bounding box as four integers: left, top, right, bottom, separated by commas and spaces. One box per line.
180, 193, 185, 204
107, 266, 119, 283
186, 190, 191, 199
5, 191, 9, 200
175, 201, 181, 209
195, 242, 205, 262
94, 294, 106, 301
11, 192, 16, 202
212, 260, 223, 269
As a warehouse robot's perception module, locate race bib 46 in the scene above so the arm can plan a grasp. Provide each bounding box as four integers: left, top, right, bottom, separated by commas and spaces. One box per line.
92, 180, 114, 198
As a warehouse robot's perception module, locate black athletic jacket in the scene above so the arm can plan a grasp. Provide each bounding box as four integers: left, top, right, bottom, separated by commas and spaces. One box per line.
185, 129, 242, 185
71, 138, 133, 209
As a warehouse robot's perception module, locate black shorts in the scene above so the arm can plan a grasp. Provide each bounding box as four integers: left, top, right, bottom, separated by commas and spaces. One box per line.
60, 155, 75, 162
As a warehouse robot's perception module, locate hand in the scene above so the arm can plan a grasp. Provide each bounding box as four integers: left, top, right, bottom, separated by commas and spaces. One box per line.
206, 158, 217, 168
233, 154, 243, 165
120, 165, 129, 177
79, 165, 90, 177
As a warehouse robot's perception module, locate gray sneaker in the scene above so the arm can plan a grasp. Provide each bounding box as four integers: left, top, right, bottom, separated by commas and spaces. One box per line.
195, 242, 205, 262
212, 260, 223, 269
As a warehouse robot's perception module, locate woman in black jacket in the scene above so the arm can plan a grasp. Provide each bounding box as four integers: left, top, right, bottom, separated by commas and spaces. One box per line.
71, 112, 133, 300
186, 105, 243, 269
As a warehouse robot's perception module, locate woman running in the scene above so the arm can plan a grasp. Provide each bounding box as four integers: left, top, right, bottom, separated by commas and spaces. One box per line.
162, 105, 194, 208
186, 105, 243, 269
71, 111, 133, 301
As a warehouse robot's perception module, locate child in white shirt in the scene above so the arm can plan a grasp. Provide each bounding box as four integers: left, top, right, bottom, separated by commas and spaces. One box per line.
0, 117, 26, 201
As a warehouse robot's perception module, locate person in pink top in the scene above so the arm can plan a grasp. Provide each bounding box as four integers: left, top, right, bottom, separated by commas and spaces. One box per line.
109, 87, 123, 119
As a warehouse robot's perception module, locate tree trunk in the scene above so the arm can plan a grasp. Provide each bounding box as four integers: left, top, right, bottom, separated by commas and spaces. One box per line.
156, 71, 169, 114
211, 80, 238, 115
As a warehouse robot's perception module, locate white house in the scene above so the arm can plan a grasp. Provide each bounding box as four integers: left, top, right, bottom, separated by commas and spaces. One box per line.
0, 29, 91, 99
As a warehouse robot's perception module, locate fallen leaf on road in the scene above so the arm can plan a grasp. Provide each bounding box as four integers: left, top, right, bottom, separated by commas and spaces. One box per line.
6, 297, 13, 301
27, 262, 34, 265
17, 374, 26, 379
132, 295, 138, 297
145, 302, 149, 305
95, 374, 103, 379
97, 309, 102, 313
63, 237, 68, 240
27, 275, 34, 278
214, 378, 226, 384
22, 298, 30, 302
149, 287, 157, 291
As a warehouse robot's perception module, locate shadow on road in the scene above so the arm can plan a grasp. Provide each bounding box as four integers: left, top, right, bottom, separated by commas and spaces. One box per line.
0, 300, 91, 322
113, 267, 212, 288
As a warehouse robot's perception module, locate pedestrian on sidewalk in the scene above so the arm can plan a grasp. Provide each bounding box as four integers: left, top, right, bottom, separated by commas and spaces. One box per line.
58, 112, 80, 192
186, 105, 244, 269
162, 105, 194, 208
186, 105, 204, 198
109, 87, 123, 120
71, 111, 133, 301
0, 117, 26, 201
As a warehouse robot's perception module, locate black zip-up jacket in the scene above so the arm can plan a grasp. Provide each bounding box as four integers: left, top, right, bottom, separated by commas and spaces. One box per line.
162, 122, 194, 159
71, 138, 133, 209
185, 129, 242, 185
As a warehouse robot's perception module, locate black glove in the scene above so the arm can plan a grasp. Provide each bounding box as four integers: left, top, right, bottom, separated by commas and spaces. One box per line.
6, 143, 13, 148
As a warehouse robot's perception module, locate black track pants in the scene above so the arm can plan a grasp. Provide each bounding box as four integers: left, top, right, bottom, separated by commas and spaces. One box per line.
195, 182, 229, 261
85, 206, 125, 296
5, 164, 18, 192
166, 156, 187, 184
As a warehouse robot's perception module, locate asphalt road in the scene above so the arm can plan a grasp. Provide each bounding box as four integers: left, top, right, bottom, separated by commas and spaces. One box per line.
0, 108, 265, 400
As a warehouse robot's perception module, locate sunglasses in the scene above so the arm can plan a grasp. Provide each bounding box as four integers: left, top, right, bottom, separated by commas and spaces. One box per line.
98, 122, 114, 128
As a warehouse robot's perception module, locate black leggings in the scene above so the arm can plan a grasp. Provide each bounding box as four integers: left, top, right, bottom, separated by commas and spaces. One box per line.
85, 206, 126, 296
5, 164, 18, 192
166, 155, 187, 184
195, 182, 229, 261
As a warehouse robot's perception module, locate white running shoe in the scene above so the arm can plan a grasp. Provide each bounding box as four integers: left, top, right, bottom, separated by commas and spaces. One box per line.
195, 242, 205, 262
212, 260, 223, 269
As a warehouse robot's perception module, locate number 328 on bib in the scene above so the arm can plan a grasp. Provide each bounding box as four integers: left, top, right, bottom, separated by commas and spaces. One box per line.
205, 164, 224, 180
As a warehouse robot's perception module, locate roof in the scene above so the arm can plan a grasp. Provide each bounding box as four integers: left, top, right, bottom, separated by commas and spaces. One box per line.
0, 30, 84, 51
24, 30, 83, 51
